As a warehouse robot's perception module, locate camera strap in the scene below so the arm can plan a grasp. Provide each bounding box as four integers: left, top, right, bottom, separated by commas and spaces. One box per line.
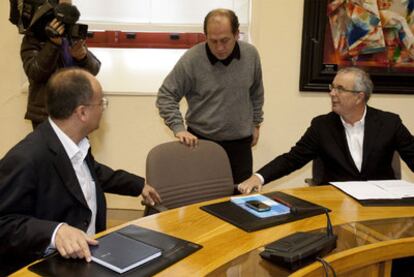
28, 1, 54, 30
9, 0, 25, 33
61, 38, 76, 67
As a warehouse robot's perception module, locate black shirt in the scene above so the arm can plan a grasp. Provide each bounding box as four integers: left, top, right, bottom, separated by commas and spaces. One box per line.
205, 42, 241, 66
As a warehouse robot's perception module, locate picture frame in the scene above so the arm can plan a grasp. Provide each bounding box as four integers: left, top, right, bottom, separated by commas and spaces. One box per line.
300, 0, 414, 94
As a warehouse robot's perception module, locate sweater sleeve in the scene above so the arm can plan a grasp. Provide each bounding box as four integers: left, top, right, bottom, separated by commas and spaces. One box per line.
250, 48, 264, 125
156, 57, 192, 134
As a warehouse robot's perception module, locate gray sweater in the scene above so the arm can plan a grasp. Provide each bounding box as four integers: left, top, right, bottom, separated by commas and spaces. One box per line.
156, 41, 264, 141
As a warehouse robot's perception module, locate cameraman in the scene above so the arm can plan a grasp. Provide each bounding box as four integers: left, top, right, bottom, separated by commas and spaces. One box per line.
21, 0, 101, 128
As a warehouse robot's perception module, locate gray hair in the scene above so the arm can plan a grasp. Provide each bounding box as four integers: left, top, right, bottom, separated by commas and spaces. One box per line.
337, 67, 373, 102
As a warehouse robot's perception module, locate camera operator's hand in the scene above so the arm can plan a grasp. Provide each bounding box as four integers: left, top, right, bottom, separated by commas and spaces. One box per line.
47, 18, 65, 45
70, 40, 87, 61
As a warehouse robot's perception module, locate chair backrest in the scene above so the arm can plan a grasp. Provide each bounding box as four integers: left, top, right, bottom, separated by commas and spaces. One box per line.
145, 140, 234, 214
307, 152, 402, 186
290, 237, 414, 277
310, 158, 325, 186
391, 151, 401, 179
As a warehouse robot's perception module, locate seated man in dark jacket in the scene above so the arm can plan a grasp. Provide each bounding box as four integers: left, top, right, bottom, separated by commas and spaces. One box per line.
238, 67, 414, 193
0, 68, 160, 275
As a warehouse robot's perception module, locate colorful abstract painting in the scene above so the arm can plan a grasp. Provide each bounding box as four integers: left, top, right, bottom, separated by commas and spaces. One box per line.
325, 0, 414, 69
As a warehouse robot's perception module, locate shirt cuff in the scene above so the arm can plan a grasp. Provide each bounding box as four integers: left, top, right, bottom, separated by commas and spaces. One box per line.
254, 173, 265, 185
44, 222, 66, 256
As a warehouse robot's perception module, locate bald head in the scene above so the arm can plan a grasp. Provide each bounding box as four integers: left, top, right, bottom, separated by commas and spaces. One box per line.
46, 68, 96, 119
203, 8, 239, 35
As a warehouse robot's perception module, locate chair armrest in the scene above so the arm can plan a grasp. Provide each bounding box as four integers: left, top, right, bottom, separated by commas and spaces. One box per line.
151, 204, 168, 212
141, 201, 169, 216
304, 178, 318, 186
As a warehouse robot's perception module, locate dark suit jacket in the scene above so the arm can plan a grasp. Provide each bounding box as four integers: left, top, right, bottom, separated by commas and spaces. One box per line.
0, 121, 144, 274
258, 106, 414, 184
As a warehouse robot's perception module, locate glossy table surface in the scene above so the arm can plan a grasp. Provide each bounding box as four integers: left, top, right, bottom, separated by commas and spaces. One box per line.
12, 185, 414, 276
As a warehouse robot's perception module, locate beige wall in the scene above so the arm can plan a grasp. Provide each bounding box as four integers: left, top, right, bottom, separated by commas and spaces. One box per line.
1, 0, 413, 209
0, 2, 32, 151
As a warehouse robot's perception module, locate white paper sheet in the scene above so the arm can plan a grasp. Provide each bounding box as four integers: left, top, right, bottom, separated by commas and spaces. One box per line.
330, 180, 414, 200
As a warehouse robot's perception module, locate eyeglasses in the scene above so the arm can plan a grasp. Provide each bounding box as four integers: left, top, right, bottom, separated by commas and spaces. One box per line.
329, 84, 361, 94
85, 97, 109, 110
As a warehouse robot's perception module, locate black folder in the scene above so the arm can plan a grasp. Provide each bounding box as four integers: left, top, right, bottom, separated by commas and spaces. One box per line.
29, 225, 201, 276
351, 197, 414, 206
200, 191, 328, 232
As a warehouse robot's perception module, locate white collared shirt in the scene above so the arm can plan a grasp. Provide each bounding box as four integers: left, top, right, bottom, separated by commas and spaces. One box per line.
253, 107, 368, 186
340, 107, 367, 172
49, 118, 97, 235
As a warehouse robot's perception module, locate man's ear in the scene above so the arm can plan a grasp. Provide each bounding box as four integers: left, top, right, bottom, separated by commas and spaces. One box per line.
356, 92, 365, 104
235, 30, 240, 40
74, 105, 88, 122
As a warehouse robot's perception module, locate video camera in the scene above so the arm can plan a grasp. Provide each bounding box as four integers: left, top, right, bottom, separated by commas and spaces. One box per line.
9, 0, 88, 42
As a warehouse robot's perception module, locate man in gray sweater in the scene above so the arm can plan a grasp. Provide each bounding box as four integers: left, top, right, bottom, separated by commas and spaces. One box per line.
156, 9, 264, 189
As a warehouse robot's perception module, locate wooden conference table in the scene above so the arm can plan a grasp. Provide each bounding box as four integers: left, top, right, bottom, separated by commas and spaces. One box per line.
12, 185, 414, 276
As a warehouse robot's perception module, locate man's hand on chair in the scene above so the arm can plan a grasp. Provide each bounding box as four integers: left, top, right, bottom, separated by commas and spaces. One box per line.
142, 184, 161, 206
175, 131, 198, 147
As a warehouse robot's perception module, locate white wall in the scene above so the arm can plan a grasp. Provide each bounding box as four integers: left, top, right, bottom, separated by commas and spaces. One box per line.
1, 0, 413, 210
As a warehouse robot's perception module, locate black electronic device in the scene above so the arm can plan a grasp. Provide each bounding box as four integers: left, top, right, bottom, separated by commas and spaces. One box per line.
41, 3, 88, 41
245, 200, 271, 212
9, 0, 89, 42
9, 0, 57, 33
260, 207, 337, 271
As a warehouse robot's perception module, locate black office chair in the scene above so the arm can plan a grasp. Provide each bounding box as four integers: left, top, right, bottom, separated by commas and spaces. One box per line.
304, 158, 325, 186
305, 152, 401, 186
144, 140, 234, 216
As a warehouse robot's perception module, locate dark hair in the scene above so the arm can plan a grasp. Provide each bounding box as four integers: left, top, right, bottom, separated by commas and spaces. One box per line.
337, 67, 373, 102
46, 68, 94, 119
203, 8, 239, 35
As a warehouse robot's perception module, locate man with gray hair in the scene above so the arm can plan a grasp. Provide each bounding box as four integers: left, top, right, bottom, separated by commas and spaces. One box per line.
238, 67, 414, 194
